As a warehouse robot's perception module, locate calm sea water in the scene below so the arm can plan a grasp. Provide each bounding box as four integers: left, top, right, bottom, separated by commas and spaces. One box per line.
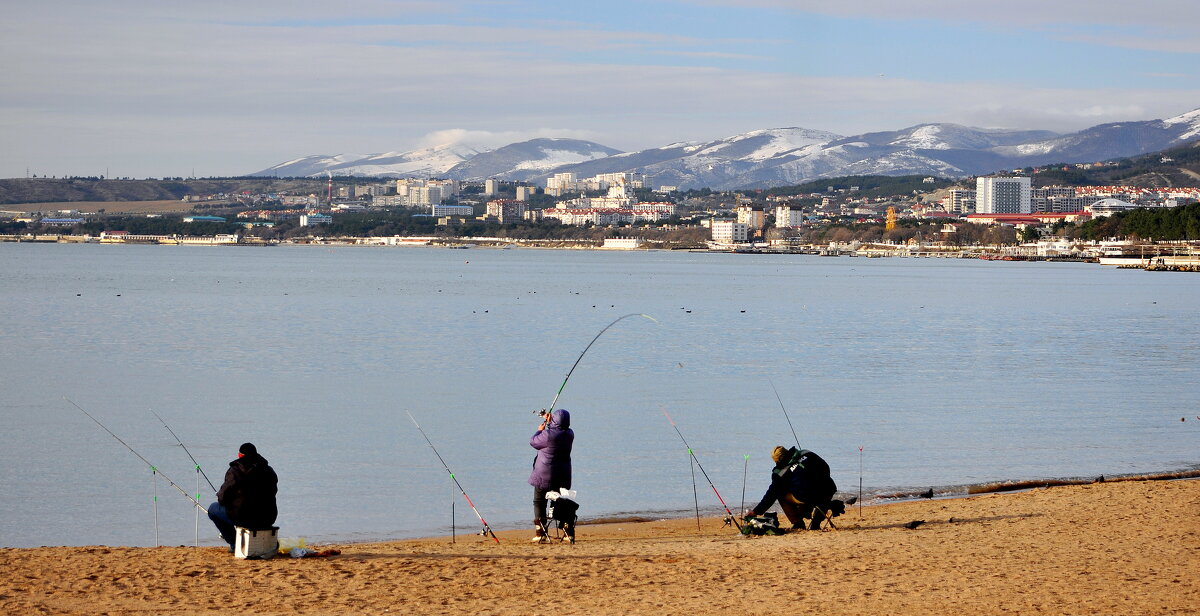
1, 243, 1197, 548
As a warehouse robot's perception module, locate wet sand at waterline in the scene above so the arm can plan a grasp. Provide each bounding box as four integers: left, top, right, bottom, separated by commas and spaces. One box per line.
2, 479, 1196, 615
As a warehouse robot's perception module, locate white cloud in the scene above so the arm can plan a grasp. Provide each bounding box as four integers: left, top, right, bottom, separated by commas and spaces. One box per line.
2, 1, 1197, 177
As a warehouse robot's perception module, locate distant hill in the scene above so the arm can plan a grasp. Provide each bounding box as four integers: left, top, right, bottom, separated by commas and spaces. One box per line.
1029, 139, 1200, 188
0, 178, 328, 206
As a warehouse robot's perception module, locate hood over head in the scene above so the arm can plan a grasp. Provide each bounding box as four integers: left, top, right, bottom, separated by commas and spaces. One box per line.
551, 408, 570, 429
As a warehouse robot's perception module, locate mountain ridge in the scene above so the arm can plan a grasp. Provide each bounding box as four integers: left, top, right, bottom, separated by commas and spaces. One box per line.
248, 109, 1200, 190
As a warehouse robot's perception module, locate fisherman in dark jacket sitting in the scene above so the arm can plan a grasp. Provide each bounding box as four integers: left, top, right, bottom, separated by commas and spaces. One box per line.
207, 442, 278, 549
529, 408, 574, 543
746, 445, 837, 530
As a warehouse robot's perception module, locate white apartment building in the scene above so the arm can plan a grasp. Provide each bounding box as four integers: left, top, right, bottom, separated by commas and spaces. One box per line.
1031, 187, 1074, 212
711, 220, 749, 244
300, 214, 332, 226
546, 173, 578, 196
515, 186, 536, 201
736, 205, 766, 229
774, 206, 805, 228
486, 199, 527, 223
396, 179, 460, 205
944, 189, 976, 215
430, 204, 474, 216
485, 179, 499, 196
976, 176, 1032, 214
541, 208, 667, 226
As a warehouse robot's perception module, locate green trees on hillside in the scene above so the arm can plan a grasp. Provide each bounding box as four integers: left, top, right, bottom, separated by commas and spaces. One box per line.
1069, 203, 1200, 240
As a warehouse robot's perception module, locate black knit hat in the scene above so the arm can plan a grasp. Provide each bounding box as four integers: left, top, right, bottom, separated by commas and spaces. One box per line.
239, 442, 257, 456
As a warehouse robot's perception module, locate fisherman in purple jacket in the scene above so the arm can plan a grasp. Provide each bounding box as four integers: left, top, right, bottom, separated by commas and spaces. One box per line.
529, 408, 574, 543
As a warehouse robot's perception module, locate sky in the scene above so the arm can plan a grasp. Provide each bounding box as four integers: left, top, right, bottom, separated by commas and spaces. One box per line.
2, 0, 1199, 179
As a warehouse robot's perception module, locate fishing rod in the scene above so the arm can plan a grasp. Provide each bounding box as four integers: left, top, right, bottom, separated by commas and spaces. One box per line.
767, 378, 802, 450
541, 313, 657, 415
151, 409, 217, 493
65, 397, 208, 513
662, 409, 741, 532
406, 411, 499, 543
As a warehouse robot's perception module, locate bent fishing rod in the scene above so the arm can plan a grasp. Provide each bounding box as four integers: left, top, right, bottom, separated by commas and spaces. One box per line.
406, 411, 499, 543
151, 409, 217, 493
767, 378, 802, 450
662, 409, 742, 532
541, 313, 657, 414
65, 397, 208, 513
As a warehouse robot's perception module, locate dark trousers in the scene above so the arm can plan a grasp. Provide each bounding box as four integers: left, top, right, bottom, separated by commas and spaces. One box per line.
779, 494, 827, 530
207, 502, 236, 547
533, 486, 549, 529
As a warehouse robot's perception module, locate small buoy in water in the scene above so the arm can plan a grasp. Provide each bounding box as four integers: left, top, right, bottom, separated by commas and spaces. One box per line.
685, 310, 691, 313
740, 310, 745, 313
76, 294, 81, 297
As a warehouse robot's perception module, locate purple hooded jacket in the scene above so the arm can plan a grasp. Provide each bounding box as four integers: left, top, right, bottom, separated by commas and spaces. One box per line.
528, 409, 573, 491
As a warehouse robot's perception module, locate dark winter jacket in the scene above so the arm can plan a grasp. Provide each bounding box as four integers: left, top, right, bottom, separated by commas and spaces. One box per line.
751, 447, 836, 515
528, 409, 574, 491
216, 452, 279, 529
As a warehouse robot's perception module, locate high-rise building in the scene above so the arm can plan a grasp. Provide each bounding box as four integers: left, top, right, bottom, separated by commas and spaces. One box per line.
711, 220, 749, 244
774, 206, 805, 228
946, 189, 976, 215
976, 177, 1031, 214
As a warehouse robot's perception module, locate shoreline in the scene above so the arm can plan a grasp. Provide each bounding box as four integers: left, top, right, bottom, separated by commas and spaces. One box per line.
3, 478, 1196, 615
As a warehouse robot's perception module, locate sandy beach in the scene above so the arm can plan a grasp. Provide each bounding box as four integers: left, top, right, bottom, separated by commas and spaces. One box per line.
2, 478, 1196, 615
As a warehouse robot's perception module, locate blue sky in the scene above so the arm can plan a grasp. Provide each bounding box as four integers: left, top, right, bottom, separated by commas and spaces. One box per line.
2, 0, 1198, 178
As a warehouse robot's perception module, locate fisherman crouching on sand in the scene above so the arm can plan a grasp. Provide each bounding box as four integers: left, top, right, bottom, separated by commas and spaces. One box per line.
207, 442, 278, 550
745, 445, 838, 530
529, 409, 574, 543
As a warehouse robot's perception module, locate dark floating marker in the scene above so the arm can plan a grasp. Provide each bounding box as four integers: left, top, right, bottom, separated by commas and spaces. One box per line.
740, 310, 746, 313
685, 310, 691, 313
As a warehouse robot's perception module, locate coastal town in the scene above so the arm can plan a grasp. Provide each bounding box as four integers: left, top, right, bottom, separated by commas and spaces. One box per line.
3, 164, 1200, 271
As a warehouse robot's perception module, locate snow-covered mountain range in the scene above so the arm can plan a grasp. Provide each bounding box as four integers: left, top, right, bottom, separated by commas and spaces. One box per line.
249, 108, 1200, 190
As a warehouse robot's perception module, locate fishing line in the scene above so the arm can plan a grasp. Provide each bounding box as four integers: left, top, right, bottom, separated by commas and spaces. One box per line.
767, 378, 801, 450
406, 411, 499, 543
66, 397, 210, 514
542, 313, 657, 414
151, 409, 216, 547
662, 409, 742, 532
151, 409, 217, 493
